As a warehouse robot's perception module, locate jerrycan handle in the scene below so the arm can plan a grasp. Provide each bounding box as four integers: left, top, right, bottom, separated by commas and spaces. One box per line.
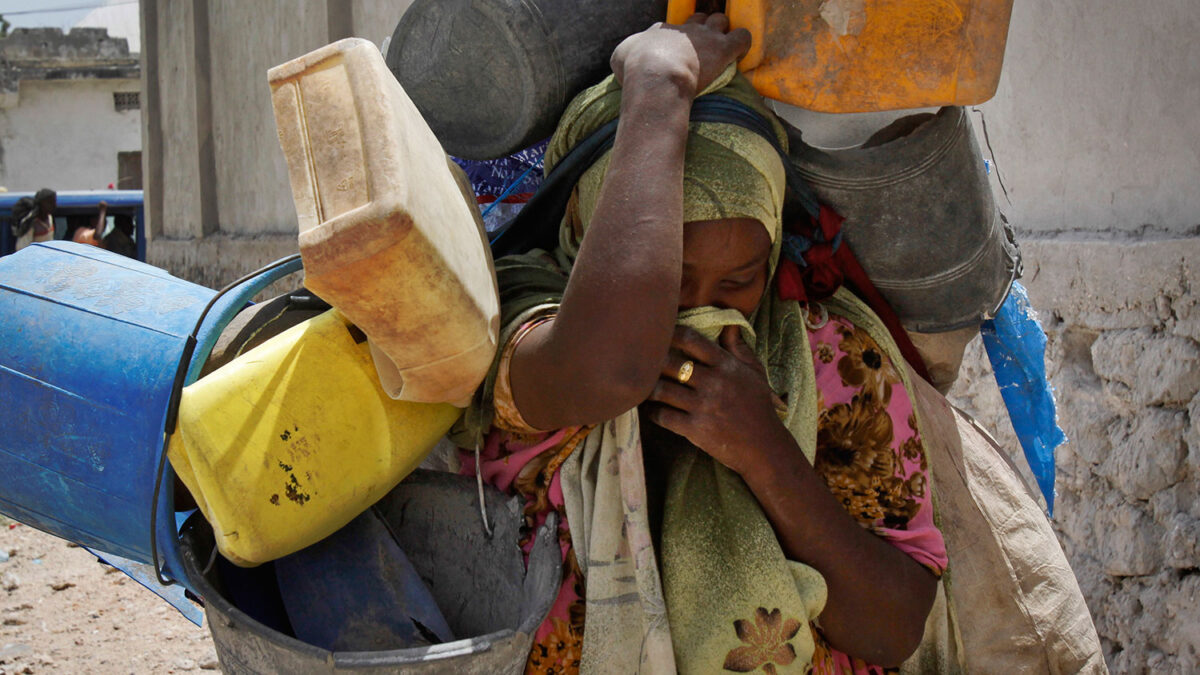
666, 0, 698, 24
665, 0, 768, 71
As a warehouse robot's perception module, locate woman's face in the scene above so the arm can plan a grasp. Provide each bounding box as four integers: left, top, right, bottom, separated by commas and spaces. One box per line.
680, 217, 773, 318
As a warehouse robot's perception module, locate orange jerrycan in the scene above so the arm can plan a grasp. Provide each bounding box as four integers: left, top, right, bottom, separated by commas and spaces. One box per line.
667, 0, 1014, 112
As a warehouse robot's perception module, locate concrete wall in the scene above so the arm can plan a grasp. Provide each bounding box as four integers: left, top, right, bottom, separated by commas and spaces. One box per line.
141, 0, 413, 280
941, 4, 1200, 669
973, 0, 1200, 235
778, 0, 1200, 236
0, 27, 141, 191
0, 78, 141, 191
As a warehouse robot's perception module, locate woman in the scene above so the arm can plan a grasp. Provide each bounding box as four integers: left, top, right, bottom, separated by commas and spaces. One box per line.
456, 14, 945, 674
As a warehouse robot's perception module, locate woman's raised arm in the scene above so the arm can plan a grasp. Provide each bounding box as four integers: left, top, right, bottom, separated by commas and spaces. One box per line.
508, 15, 751, 430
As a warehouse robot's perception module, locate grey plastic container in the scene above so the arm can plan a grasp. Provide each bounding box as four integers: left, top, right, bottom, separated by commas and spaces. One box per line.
181, 470, 561, 674
386, 0, 668, 159
788, 106, 1021, 333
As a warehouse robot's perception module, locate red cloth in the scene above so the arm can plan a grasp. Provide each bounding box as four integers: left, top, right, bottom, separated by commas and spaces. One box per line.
777, 205, 932, 383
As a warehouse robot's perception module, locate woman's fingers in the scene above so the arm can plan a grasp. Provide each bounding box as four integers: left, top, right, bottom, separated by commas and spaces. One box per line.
704, 12, 729, 31
719, 325, 761, 366
725, 27, 752, 59
647, 377, 700, 410
670, 325, 725, 365
689, 12, 750, 64
660, 349, 703, 384
643, 403, 691, 437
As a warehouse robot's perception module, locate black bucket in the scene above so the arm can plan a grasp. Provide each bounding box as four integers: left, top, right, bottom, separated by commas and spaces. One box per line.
788, 106, 1021, 333
181, 470, 561, 674
386, 0, 668, 159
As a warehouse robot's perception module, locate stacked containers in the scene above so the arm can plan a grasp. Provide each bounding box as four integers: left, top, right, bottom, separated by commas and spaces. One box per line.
167, 309, 463, 566
385, 0, 670, 159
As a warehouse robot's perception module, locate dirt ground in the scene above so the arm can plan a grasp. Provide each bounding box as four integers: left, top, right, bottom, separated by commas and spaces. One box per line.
0, 517, 218, 674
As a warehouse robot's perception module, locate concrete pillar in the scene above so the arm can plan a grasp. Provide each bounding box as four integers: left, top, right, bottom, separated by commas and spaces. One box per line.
141, 0, 412, 252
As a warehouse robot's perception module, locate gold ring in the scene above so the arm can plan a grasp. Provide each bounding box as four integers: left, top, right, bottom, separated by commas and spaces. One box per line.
677, 360, 695, 385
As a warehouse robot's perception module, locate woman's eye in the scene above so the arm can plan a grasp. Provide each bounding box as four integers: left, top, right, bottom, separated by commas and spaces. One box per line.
721, 275, 757, 289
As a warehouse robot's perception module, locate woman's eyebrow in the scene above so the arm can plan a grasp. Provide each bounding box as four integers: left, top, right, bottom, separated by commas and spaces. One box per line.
681, 253, 771, 272
732, 253, 772, 272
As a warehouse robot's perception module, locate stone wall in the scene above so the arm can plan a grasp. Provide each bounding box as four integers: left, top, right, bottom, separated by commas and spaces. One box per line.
948, 236, 1200, 672
0, 27, 137, 99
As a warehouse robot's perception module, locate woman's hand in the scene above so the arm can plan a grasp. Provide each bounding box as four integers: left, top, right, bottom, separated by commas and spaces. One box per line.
642, 325, 791, 474
644, 324, 938, 665
610, 13, 751, 96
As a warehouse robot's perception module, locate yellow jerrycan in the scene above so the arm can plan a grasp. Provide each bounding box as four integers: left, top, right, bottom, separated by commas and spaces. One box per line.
667, 0, 1014, 113
167, 309, 463, 566
270, 38, 500, 406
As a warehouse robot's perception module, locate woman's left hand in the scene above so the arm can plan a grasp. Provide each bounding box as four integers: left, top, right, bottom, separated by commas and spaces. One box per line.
642, 325, 791, 474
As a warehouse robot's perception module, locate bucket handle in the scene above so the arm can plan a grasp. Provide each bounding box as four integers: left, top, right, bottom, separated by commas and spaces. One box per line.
150, 254, 305, 586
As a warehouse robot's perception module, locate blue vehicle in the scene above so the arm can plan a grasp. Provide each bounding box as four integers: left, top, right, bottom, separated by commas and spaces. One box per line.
0, 190, 146, 262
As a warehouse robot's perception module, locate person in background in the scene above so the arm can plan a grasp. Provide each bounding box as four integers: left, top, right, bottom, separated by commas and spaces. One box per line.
29, 188, 56, 243
10, 188, 57, 249
105, 213, 138, 259
71, 200, 109, 249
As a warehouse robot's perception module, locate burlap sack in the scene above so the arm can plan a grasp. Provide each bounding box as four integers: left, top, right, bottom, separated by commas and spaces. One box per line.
902, 373, 1107, 674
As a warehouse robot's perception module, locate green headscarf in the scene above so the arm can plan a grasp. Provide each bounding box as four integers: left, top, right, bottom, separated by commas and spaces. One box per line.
545, 66, 788, 273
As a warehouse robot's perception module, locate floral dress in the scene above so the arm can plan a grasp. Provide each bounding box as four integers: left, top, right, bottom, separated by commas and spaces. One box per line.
461, 311, 948, 674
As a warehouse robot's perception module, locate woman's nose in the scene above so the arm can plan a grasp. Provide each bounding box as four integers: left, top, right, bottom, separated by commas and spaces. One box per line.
678, 278, 699, 311
678, 279, 716, 311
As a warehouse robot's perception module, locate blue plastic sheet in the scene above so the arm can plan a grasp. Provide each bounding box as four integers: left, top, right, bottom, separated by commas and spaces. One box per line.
452, 140, 547, 232
87, 547, 204, 626
980, 282, 1066, 514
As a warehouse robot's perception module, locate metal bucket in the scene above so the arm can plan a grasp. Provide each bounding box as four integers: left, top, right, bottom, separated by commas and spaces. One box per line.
386, 0, 668, 159
788, 106, 1021, 333
182, 470, 562, 674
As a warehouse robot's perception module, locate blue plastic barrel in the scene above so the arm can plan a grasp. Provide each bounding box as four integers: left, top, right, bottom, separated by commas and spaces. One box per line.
0, 242, 301, 588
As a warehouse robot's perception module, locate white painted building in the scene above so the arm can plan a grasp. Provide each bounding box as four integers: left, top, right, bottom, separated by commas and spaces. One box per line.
0, 26, 141, 191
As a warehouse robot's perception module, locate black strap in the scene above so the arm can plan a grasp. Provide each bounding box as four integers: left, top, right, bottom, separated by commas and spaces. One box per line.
150, 254, 302, 585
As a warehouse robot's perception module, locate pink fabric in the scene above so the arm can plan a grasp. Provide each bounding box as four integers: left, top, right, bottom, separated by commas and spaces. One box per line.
808, 315, 948, 675
807, 316, 947, 575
